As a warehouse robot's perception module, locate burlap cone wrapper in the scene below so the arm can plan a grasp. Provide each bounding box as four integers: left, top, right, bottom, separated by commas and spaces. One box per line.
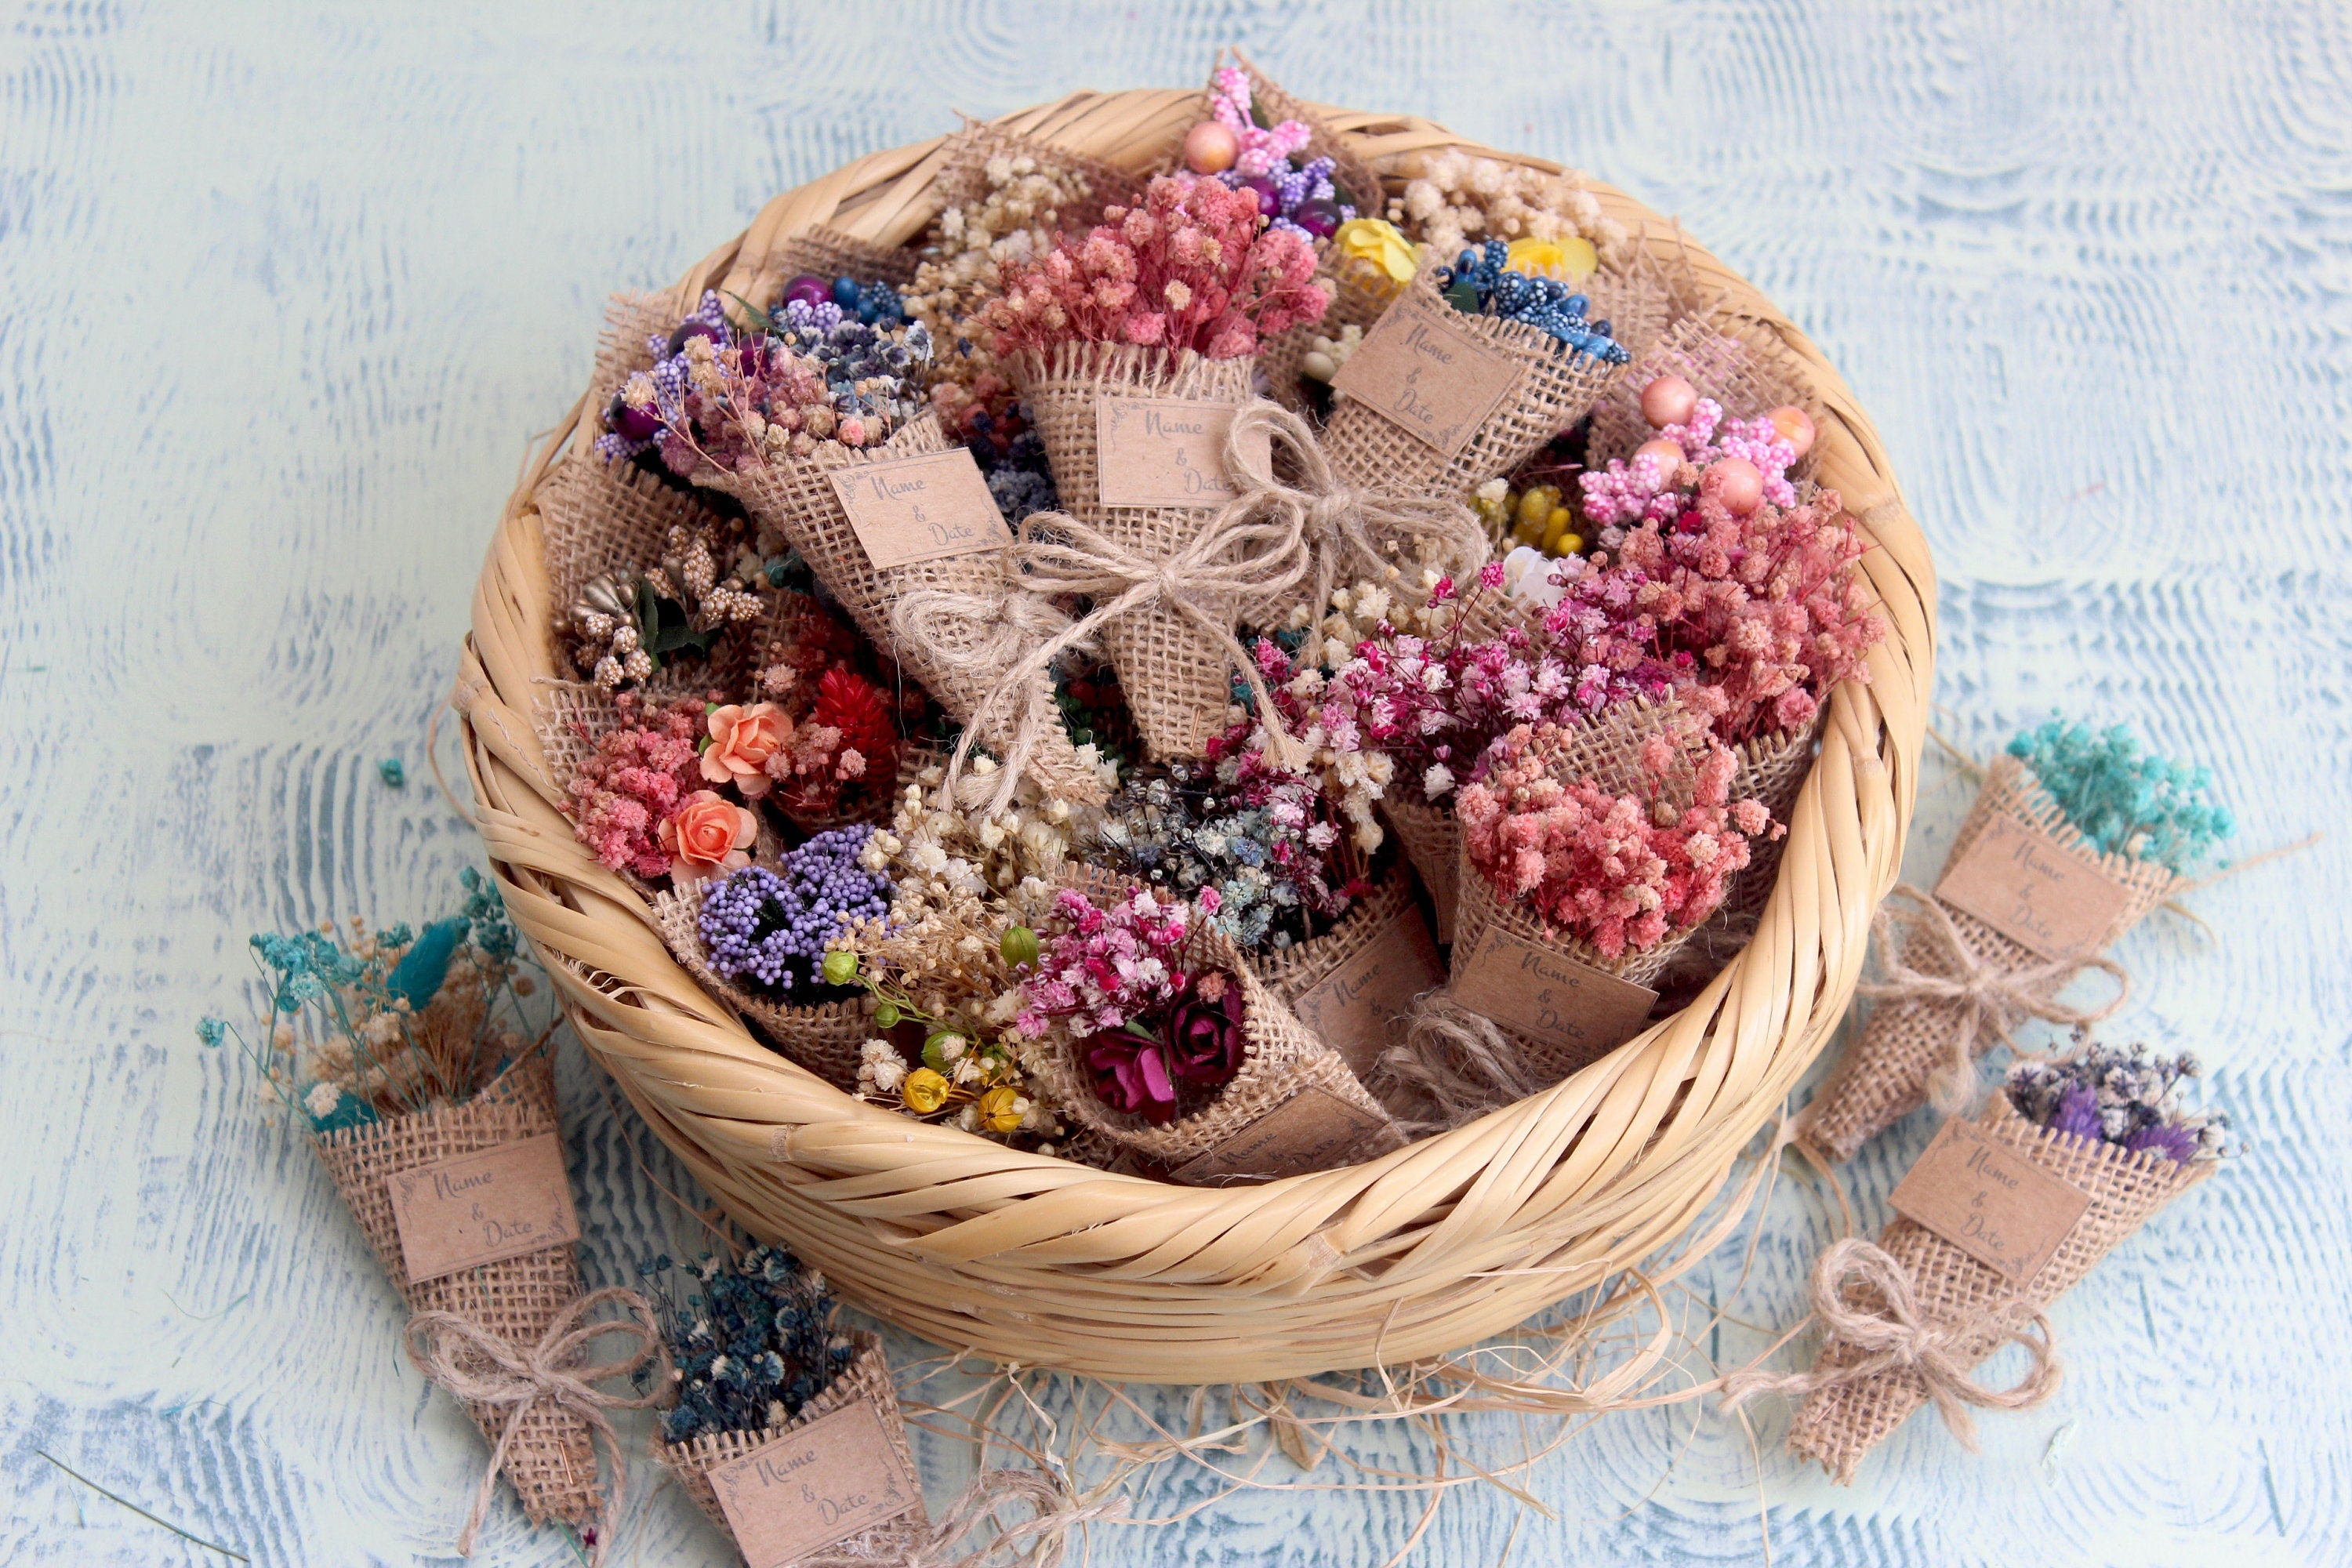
1382, 795, 1461, 944
695, 413, 1102, 803
1801, 755, 2182, 1163
656, 1330, 927, 1567
654, 877, 877, 1091
1585, 312, 1815, 471
1426, 697, 1720, 1083
1243, 871, 1417, 1008
1261, 262, 1396, 417
1196, 55, 1385, 248
1011, 343, 1261, 759
1319, 269, 1622, 499
771, 228, 920, 294
313, 1054, 600, 1528
1026, 921, 1403, 1178
1786, 1095, 2213, 1481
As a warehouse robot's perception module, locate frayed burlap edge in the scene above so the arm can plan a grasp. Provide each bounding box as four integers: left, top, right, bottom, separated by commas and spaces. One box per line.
653, 879, 877, 1092
656, 1330, 927, 1566
1319, 268, 1624, 499
1786, 1094, 2213, 1482
1011, 342, 1260, 760
1025, 923, 1402, 1177
314, 1052, 600, 1529
1243, 872, 1415, 1005
1799, 756, 2183, 1163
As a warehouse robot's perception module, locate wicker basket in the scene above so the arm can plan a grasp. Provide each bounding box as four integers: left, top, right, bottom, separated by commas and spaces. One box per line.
456, 88, 1934, 1384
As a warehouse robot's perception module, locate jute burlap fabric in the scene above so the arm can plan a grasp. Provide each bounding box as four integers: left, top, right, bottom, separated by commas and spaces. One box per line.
772, 228, 919, 292
1202, 56, 1385, 245
1430, 698, 1720, 1081
1800, 756, 2180, 1164
1586, 312, 1816, 470
653, 879, 877, 1092
313, 1053, 599, 1528
1382, 794, 1461, 944
1719, 715, 1825, 924
1261, 262, 1396, 419
695, 413, 1102, 803
1318, 268, 1623, 499
1243, 870, 1416, 1008
1011, 342, 1261, 759
1026, 923, 1403, 1177
1786, 1095, 2212, 1481
657, 1331, 927, 1566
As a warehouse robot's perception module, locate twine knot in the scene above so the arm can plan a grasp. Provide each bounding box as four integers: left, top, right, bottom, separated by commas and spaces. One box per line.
404, 1285, 668, 1566
1221, 401, 1488, 626
1720, 1237, 2061, 1450
1856, 884, 2128, 1112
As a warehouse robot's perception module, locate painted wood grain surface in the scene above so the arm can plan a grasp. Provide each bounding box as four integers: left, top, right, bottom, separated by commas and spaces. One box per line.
3, 3, 2348, 1564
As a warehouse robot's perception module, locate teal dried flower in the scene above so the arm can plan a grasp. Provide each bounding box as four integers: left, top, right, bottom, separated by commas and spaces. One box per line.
2005, 717, 2234, 872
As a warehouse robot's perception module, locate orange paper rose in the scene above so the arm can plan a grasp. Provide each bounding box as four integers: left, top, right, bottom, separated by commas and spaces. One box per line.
701, 701, 788, 798
659, 790, 757, 882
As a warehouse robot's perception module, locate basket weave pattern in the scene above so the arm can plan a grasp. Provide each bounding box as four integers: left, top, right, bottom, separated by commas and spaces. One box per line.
457, 89, 1934, 1382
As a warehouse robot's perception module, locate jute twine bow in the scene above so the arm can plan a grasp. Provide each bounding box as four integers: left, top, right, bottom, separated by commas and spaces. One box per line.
1222, 401, 1489, 626
1720, 1237, 2061, 1450
891, 580, 1092, 804
938, 428, 1314, 814
404, 1285, 669, 1566
1857, 884, 2129, 1112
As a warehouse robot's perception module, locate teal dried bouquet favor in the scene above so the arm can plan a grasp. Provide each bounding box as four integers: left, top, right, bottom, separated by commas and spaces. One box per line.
1800, 717, 2233, 1163
201, 873, 655, 1557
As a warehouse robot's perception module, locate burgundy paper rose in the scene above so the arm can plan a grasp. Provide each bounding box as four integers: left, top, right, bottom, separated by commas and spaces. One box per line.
1083, 1029, 1178, 1123
1164, 971, 1245, 1089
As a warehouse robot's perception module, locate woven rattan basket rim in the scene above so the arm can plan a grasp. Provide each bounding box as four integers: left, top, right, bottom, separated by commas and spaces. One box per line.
457, 85, 1935, 1384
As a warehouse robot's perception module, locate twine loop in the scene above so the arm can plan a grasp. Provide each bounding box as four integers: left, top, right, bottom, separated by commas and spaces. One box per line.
404, 1285, 669, 1566
1222, 401, 1488, 625
1857, 884, 2129, 1112
1720, 1237, 2060, 1450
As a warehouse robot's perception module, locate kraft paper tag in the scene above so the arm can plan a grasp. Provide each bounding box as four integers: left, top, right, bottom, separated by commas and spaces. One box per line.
1173, 1087, 1394, 1185
1094, 396, 1265, 507
1289, 905, 1445, 1078
828, 447, 1011, 570
1889, 1118, 2092, 1287
708, 1398, 921, 1568
386, 1133, 581, 1284
1447, 924, 1658, 1065
1329, 291, 1521, 456
1934, 817, 2132, 962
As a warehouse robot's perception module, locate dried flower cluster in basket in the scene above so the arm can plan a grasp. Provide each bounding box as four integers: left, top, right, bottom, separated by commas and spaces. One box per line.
525, 56, 1896, 1187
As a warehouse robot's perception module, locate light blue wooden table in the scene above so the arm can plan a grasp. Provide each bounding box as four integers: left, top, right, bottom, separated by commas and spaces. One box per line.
5, 5, 2347, 1563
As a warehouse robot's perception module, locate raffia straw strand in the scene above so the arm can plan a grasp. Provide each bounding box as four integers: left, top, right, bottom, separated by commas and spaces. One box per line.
1718, 1237, 2061, 1450
402, 1287, 670, 1566
1851, 884, 2129, 1112
906, 1468, 1131, 1568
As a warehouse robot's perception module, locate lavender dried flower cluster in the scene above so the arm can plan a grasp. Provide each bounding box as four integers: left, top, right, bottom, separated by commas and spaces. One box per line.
636, 1244, 855, 1444
2006, 1042, 2227, 1164
699, 826, 891, 998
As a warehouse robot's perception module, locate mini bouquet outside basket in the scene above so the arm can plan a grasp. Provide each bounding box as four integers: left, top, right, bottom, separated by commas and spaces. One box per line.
457, 85, 1934, 1384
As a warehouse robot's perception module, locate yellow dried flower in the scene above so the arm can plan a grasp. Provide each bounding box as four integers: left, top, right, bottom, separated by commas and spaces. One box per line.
900, 1067, 951, 1116
1332, 218, 1420, 294
975, 1085, 1025, 1135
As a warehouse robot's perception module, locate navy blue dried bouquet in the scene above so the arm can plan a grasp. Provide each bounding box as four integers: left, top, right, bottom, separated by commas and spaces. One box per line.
637, 1244, 857, 1444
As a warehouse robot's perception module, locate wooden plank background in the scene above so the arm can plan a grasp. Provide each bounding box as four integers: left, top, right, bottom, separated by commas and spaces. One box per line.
3, 3, 2347, 1563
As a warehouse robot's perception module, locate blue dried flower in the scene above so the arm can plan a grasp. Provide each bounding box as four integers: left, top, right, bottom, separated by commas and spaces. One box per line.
644, 1243, 857, 1443
2005, 717, 2234, 873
